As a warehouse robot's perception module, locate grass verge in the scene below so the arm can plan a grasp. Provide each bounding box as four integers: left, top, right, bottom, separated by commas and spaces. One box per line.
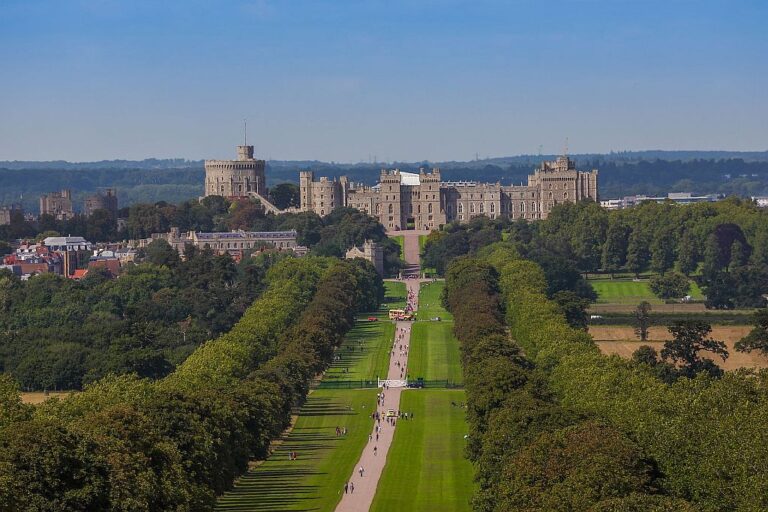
216, 389, 377, 512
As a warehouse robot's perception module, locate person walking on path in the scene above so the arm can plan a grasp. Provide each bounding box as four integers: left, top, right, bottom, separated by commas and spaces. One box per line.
344, 482, 348, 494
350, 482, 354, 494
359, 466, 365, 477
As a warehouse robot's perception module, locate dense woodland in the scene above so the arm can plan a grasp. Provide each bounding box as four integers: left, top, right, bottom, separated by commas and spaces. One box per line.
424, 198, 768, 309
0, 256, 383, 510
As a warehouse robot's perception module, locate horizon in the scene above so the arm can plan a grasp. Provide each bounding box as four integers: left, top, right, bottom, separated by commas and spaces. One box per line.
2, 147, 768, 167
1, 1, 766, 161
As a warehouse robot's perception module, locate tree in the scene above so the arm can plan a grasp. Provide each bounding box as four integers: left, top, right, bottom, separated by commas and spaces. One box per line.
144, 239, 180, 267
625, 229, 649, 278
650, 229, 675, 274
729, 239, 747, 271
633, 301, 652, 341
735, 309, 768, 355
268, 183, 300, 210
661, 320, 728, 379
552, 290, 590, 330
648, 272, 690, 300
632, 345, 658, 365
601, 218, 628, 278
676, 231, 697, 275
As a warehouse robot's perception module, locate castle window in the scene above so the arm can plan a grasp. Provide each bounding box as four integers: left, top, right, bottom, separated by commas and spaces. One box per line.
521, 203, 525, 212
479, 203, 484, 213
563, 192, 568, 199
490, 203, 495, 213
471, 203, 476, 213
389, 204, 394, 214
428, 203, 432, 213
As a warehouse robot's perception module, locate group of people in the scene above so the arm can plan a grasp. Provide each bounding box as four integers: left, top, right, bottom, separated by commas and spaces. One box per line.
339, 282, 419, 504
335, 426, 348, 436
287, 450, 298, 461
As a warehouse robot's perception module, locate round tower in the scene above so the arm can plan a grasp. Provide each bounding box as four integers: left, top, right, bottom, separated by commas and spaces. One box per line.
204, 145, 266, 198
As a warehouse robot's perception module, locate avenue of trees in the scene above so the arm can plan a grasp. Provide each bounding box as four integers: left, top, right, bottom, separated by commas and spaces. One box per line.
424, 198, 768, 308
0, 256, 383, 510
447, 242, 768, 511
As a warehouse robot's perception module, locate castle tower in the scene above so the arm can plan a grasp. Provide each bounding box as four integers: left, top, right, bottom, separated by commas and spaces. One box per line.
204, 145, 266, 198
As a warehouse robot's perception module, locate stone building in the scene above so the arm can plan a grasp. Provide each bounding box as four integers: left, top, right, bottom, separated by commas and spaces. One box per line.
300, 156, 598, 230
205, 145, 267, 199
136, 227, 303, 257
345, 239, 384, 276
40, 189, 74, 220
0, 205, 21, 226
84, 188, 118, 217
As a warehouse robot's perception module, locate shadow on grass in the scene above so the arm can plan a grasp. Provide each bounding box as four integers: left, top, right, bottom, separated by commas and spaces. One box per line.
216, 395, 364, 511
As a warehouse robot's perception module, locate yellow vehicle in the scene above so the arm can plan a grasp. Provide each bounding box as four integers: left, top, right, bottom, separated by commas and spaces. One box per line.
388, 309, 405, 320
386, 409, 397, 418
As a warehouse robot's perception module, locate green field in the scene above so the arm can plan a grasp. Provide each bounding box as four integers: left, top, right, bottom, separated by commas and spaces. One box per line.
325, 281, 406, 381
409, 322, 463, 383
216, 389, 377, 512
591, 278, 705, 304
416, 280, 452, 321
371, 390, 474, 512
418, 234, 427, 252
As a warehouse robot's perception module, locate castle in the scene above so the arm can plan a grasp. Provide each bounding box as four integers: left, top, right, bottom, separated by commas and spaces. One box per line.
299, 156, 598, 230
204, 145, 283, 213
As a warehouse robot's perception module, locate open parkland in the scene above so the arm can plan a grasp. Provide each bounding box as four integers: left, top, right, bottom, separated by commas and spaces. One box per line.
216, 232, 473, 512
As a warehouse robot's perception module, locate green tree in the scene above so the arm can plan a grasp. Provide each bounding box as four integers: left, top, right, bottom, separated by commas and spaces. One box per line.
268, 182, 300, 209
650, 228, 675, 274
648, 272, 690, 300
661, 320, 728, 378
144, 239, 180, 267
735, 309, 768, 355
552, 290, 590, 330
676, 231, 697, 275
601, 218, 628, 277
625, 229, 649, 278
729, 239, 746, 271
633, 301, 652, 341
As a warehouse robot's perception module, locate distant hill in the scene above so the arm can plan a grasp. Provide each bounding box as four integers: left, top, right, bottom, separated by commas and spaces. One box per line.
2, 150, 768, 212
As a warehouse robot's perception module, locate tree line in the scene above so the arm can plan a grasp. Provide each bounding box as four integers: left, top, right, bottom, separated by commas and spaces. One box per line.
424, 198, 768, 308
0, 256, 383, 510
446, 241, 768, 510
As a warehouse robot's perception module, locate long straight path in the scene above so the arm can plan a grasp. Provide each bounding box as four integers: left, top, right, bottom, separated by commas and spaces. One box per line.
335, 278, 419, 511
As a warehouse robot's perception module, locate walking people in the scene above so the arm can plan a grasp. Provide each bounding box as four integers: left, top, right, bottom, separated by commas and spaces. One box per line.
359, 466, 364, 477
344, 482, 349, 494
350, 482, 355, 494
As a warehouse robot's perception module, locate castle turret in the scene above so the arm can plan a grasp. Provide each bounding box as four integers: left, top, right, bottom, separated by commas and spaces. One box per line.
205, 145, 266, 198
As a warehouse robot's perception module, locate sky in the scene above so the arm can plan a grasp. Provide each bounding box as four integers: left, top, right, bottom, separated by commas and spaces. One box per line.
0, 0, 766, 162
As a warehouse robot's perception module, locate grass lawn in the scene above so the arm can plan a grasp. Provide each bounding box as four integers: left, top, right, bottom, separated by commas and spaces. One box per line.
371, 390, 474, 512
409, 322, 463, 384
591, 276, 706, 305
417, 280, 452, 321
391, 235, 405, 258
418, 234, 427, 252
325, 281, 406, 381
216, 389, 377, 512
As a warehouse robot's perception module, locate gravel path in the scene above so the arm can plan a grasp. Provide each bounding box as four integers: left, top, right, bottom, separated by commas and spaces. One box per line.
336, 231, 426, 511
335, 277, 420, 511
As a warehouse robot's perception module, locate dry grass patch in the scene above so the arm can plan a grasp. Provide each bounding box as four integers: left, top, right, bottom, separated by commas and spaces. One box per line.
590, 325, 768, 371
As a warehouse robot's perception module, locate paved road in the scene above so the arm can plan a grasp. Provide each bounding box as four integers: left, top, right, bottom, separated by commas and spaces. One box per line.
335, 278, 419, 512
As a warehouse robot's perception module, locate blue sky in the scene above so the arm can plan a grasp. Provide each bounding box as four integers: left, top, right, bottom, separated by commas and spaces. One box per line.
0, 0, 766, 162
